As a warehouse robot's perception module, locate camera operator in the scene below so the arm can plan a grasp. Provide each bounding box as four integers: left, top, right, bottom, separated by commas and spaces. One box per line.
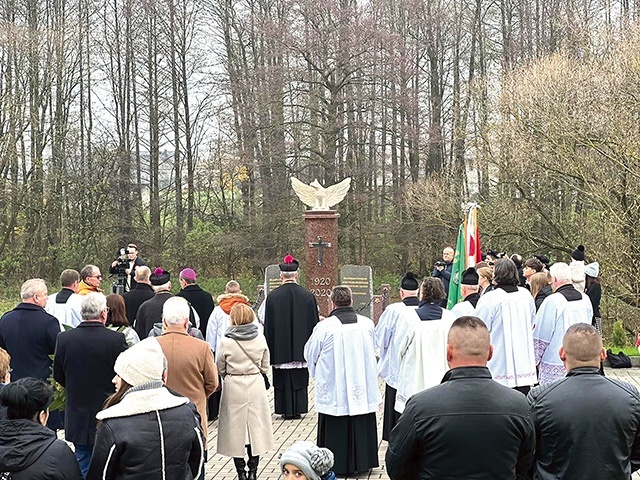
109, 243, 147, 293
432, 246, 454, 306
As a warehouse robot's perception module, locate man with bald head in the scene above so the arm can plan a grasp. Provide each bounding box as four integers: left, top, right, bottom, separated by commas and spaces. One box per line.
386, 316, 534, 480
529, 323, 640, 480
121, 265, 155, 326
432, 246, 454, 306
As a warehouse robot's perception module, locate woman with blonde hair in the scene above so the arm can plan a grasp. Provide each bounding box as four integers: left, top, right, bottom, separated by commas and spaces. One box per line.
530, 271, 552, 311
217, 303, 274, 480
477, 267, 493, 295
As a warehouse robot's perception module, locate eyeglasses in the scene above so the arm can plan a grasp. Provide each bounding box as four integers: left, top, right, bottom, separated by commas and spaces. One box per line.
89, 275, 103, 280
102, 307, 110, 313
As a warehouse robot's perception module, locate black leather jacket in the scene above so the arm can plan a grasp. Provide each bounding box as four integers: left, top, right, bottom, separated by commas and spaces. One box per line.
528, 366, 640, 480
387, 366, 534, 479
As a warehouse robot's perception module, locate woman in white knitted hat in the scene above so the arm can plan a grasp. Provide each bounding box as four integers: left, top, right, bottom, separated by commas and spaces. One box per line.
280, 441, 336, 480
86, 338, 204, 480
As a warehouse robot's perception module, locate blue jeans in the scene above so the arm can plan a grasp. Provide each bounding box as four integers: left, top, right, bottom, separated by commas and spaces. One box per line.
74, 443, 93, 478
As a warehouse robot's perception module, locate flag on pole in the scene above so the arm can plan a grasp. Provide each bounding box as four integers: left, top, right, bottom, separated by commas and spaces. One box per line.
466, 204, 482, 268
447, 204, 482, 309
447, 224, 465, 309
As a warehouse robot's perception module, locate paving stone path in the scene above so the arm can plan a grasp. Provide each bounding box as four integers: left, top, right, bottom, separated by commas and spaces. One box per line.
204, 367, 640, 479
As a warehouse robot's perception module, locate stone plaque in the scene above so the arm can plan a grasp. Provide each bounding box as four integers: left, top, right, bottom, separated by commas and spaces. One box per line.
340, 265, 373, 319
264, 264, 282, 295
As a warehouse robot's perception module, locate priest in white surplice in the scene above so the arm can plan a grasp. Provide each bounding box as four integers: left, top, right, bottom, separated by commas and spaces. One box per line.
534, 262, 593, 385
45, 269, 83, 329
396, 277, 456, 413
304, 286, 381, 477
374, 272, 420, 441
474, 258, 537, 394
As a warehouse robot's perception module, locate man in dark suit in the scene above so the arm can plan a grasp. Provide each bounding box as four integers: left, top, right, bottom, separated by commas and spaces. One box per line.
54, 292, 127, 476
0, 278, 60, 381
121, 266, 155, 326
176, 268, 215, 338
109, 243, 147, 292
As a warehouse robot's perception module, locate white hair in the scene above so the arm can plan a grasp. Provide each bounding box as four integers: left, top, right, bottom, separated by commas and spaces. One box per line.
550, 262, 572, 284
81, 292, 107, 320
20, 279, 47, 300
153, 281, 171, 292
281, 271, 297, 280
162, 297, 190, 326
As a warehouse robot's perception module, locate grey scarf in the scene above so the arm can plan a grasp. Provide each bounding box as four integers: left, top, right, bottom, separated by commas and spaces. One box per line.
225, 323, 259, 341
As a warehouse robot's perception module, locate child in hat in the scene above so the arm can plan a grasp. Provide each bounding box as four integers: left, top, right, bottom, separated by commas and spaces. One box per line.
280, 441, 336, 480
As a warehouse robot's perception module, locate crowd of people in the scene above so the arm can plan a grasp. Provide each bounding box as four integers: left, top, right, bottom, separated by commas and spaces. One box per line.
0, 242, 637, 480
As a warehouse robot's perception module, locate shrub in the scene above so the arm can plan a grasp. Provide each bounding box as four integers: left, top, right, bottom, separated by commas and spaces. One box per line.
611, 320, 628, 348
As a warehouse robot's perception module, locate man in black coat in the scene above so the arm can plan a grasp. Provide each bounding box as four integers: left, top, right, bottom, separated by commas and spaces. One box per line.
134, 268, 173, 339
109, 243, 147, 292
135, 269, 198, 340
529, 323, 640, 480
432, 246, 454, 306
122, 266, 155, 326
386, 316, 535, 480
0, 279, 60, 381
264, 255, 319, 419
176, 267, 215, 338
53, 292, 127, 477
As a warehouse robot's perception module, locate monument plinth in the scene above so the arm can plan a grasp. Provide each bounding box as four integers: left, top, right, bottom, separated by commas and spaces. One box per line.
304, 210, 339, 316
291, 176, 351, 316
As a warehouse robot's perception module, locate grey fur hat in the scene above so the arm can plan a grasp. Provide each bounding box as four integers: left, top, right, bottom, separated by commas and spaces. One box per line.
279, 441, 334, 480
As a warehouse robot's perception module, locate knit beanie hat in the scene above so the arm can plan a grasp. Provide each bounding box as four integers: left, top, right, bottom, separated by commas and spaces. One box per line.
114, 338, 166, 386
584, 262, 599, 278
571, 245, 585, 261
279, 441, 334, 480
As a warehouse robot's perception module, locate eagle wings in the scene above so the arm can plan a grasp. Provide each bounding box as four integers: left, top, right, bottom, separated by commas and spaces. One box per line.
291, 177, 352, 210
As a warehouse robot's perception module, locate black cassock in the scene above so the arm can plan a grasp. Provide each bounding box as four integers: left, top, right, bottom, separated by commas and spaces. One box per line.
264, 282, 319, 417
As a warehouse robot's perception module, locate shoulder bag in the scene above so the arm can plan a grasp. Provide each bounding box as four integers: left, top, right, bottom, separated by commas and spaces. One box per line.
233, 339, 271, 389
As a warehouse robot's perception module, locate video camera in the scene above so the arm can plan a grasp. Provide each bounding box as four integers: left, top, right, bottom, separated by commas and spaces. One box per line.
111, 248, 130, 294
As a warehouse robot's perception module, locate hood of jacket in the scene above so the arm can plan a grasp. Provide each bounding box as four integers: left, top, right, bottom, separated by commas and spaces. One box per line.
96, 385, 189, 420
216, 293, 250, 314
0, 419, 56, 472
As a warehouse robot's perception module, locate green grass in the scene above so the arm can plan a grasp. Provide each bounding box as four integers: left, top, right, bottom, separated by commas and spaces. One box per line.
605, 346, 640, 357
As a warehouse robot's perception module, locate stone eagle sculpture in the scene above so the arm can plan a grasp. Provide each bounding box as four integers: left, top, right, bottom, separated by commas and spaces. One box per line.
291, 177, 352, 211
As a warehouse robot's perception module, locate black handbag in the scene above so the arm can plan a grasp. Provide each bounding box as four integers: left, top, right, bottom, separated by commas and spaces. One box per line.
233, 339, 271, 389
606, 349, 632, 369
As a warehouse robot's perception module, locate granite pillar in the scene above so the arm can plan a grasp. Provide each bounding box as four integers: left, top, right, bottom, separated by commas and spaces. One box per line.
304, 210, 339, 316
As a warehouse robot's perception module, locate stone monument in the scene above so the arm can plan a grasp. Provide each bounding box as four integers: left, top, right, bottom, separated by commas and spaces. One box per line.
292, 177, 351, 315
340, 265, 373, 319
264, 264, 283, 294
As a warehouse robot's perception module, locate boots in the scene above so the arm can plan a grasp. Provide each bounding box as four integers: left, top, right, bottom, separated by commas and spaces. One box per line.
247, 454, 259, 480
233, 457, 247, 480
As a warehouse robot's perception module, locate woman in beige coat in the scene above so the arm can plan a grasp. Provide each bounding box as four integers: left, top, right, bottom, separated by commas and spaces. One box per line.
217, 303, 274, 480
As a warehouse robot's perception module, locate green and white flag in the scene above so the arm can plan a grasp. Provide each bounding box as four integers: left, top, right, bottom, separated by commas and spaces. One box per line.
447, 224, 465, 309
